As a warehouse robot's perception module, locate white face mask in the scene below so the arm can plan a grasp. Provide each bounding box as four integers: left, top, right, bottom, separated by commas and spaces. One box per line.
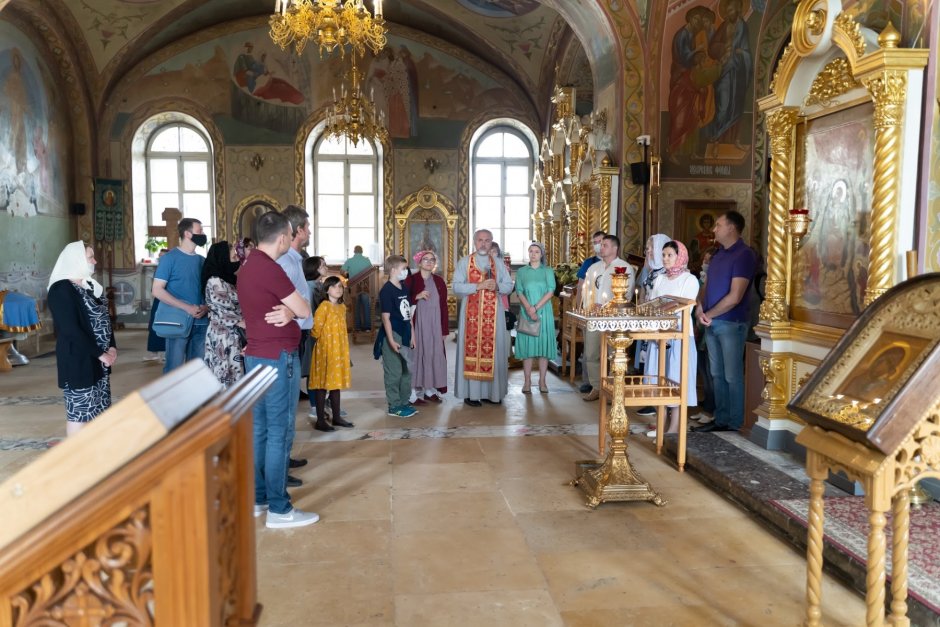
593, 243, 601, 254
397, 270, 408, 281
701, 264, 709, 274
87, 263, 96, 275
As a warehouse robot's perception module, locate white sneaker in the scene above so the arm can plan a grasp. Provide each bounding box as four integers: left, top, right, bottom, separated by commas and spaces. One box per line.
408, 390, 419, 404
308, 408, 317, 418
265, 508, 320, 529
142, 352, 160, 362
254, 504, 269, 518
694, 413, 714, 424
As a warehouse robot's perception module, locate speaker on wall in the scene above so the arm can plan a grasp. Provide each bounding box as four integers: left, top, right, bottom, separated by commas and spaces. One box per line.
629, 162, 650, 186
70, 203, 86, 216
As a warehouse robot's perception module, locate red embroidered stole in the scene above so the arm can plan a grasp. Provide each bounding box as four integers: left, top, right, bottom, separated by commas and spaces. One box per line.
462, 254, 498, 381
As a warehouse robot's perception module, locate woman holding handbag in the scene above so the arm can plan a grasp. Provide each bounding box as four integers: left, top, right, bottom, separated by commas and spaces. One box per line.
514, 242, 556, 393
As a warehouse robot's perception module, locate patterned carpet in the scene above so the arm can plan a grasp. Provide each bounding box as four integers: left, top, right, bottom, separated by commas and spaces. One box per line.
771, 496, 940, 612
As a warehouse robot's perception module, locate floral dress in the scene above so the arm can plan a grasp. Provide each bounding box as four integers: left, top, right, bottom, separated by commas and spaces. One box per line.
203, 277, 244, 388
308, 301, 351, 391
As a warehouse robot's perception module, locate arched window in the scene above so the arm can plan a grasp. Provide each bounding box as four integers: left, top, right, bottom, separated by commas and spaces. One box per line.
145, 123, 214, 244
311, 135, 380, 262
471, 126, 535, 263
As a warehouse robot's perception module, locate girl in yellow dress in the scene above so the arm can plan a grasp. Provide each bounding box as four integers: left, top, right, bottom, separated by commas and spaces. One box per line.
308, 276, 354, 431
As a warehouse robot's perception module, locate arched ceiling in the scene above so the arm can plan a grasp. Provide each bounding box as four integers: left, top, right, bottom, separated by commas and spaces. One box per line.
23, 0, 620, 125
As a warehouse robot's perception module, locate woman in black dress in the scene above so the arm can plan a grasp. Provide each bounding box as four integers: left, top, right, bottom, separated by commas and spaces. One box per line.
47, 242, 116, 436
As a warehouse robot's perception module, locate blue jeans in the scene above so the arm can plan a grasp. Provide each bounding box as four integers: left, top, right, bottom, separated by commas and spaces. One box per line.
246, 350, 300, 515
704, 320, 748, 430
163, 322, 208, 374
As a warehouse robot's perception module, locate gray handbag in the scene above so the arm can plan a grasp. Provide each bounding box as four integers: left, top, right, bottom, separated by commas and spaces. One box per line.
516, 313, 541, 337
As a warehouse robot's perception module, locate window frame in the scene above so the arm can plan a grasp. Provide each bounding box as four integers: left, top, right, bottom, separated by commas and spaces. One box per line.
144, 123, 215, 244
311, 134, 380, 263
470, 126, 535, 263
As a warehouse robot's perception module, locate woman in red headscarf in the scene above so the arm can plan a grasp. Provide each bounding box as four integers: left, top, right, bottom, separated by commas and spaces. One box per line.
403, 249, 449, 404
644, 240, 700, 437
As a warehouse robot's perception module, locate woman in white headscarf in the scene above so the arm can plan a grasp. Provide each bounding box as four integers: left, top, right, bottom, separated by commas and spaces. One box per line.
47, 242, 116, 435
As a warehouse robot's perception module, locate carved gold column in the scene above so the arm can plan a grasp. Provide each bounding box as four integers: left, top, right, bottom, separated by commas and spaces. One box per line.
597, 172, 611, 237
445, 216, 457, 285
396, 217, 406, 255
862, 67, 905, 306
758, 107, 799, 324
576, 182, 589, 261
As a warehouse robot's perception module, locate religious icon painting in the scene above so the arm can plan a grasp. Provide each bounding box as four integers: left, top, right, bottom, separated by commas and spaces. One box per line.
93, 178, 125, 242
789, 274, 940, 455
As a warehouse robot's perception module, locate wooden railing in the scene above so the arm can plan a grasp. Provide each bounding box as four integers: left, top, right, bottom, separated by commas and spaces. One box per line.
0, 360, 276, 626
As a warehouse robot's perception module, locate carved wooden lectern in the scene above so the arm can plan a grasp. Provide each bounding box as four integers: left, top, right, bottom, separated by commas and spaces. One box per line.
789, 274, 940, 627
0, 361, 276, 626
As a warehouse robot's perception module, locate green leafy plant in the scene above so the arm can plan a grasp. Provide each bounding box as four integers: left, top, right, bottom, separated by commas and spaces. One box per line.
145, 236, 167, 255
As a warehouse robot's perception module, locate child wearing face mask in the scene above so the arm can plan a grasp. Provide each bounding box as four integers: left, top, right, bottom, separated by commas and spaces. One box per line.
377, 255, 417, 418
308, 275, 354, 431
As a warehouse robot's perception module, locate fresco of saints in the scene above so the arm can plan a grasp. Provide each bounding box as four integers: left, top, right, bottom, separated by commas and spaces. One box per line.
232, 42, 303, 105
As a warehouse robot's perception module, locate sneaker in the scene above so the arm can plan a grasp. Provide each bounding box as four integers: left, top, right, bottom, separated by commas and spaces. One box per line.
142, 352, 160, 362
636, 406, 656, 416
646, 430, 657, 438
412, 397, 429, 406
582, 389, 600, 402
253, 503, 269, 518
694, 412, 714, 424
388, 406, 418, 417
265, 508, 320, 529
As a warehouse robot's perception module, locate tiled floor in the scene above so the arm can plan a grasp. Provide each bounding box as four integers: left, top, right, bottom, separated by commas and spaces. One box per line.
1, 330, 865, 626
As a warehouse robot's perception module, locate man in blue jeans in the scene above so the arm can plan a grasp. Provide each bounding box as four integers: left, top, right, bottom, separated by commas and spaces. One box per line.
152, 218, 209, 373
693, 210, 756, 432
238, 211, 316, 529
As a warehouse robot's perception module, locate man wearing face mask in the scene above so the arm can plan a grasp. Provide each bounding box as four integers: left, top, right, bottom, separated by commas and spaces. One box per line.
152, 218, 210, 373
453, 229, 514, 406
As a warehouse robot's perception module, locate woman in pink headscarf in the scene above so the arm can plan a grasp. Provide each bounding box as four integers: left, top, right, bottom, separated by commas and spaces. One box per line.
644, 240, 699, 437
403, 249, 449, 404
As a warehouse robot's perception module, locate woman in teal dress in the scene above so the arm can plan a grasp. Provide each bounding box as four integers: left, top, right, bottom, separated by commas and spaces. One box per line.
515, 242, 557, 393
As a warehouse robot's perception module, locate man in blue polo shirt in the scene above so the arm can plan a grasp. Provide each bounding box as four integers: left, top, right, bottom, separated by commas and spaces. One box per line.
152, 218, 208, 373
574, 230, 605, 393
693, 210, 756, 433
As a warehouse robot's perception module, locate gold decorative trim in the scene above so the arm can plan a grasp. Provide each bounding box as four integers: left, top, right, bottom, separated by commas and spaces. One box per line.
804, 57, 863, 108
833, 12, 867, 59
759, 107, 799, 325
392, 185, 459, 285
862, 69, 906, 306
231, 194, 282, 241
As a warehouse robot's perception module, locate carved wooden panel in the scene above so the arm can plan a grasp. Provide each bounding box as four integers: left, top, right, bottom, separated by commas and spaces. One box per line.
11, 508, 154, 626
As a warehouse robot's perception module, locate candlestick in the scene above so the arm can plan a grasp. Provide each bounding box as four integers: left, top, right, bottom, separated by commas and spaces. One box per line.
375, 0, 383, 17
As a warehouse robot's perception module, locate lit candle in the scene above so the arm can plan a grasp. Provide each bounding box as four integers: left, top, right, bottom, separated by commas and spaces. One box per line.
332, 87, 337, 101
634, 288, 638, 304
275, 0, 282, 13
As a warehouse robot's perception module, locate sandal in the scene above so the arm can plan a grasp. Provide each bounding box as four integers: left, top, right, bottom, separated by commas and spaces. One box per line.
521, 383, 532, 394
539, 384, 548, 393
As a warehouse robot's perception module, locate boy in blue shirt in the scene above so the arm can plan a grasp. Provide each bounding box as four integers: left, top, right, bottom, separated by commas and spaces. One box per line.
379, 255, 417, 418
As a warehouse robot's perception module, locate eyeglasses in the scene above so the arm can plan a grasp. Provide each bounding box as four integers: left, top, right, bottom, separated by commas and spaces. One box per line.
421, 257, 436, 263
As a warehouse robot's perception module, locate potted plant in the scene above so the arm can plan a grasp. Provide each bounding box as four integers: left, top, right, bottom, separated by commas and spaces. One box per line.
145, 236, 167, 259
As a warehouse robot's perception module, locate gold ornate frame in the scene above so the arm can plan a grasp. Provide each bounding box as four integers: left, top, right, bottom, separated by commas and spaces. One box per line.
231, 194, 281, 242
393, 185, 458, 287
753, 1, 928, 430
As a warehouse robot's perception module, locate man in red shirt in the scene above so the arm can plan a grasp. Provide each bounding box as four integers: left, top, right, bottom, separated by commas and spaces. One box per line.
237, 211, 317, 529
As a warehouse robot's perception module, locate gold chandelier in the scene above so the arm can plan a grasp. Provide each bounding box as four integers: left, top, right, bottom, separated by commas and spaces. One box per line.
325, 55, 389, 146
269, 0, 387, 57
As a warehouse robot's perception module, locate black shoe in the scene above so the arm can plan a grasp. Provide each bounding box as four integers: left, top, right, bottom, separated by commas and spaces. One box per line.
636, 406, 656, 416
314, 419, 335, 432
286, 475, 302, 487
289, 457, 307, 469
693, 423, 731, 433
579, 384, 593, 394
481, 398, 501, 405
332, 417, 355, 428
464, 399, 482, 407
299, 390, 309, 400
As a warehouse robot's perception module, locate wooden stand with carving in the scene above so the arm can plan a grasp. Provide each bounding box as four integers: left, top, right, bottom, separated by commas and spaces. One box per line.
789, 274, 940, 626
0, 361, 277, 626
